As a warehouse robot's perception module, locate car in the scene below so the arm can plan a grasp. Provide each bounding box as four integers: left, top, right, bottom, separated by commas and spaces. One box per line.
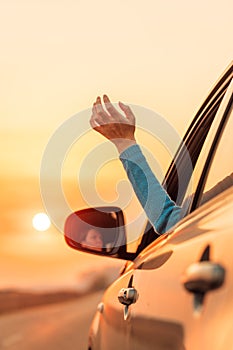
64, 61, 233, 350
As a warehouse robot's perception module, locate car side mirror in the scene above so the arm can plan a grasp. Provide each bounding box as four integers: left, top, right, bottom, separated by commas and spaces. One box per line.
64, 206, 134, 260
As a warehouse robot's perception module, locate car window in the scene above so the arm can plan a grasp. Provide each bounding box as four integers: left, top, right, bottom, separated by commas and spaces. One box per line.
136, 89, 230, 252
198, 106, 233, 206
137, 68, 232, 254
178, 78, 233, 214
164, 80, 231, 206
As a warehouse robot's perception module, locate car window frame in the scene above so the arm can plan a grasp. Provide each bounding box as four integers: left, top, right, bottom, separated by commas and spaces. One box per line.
136, 63, 233, 255
191, 80, 233, 210
164, 64, 233, 205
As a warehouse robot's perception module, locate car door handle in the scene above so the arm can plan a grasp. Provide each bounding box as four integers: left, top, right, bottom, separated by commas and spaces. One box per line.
118, 287, 139, 306
182, 261, 225, 294
118, 287, 139, 320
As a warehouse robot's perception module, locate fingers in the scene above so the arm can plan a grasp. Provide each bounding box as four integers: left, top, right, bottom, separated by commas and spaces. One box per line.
89, 115, 100, 129
90, 95, 135, 131
90, 98, 103, 131
93, 96, 112, 124
118, 101, 135, 124
103, 95, 122, 120
90, 95, 114, 133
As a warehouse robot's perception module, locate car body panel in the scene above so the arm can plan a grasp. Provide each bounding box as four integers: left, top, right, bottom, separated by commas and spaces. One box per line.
90, 188, 233, 350
129, 188, 233, 350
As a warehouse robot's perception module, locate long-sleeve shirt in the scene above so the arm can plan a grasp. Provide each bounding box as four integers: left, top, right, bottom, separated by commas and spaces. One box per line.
119, 144, 182, 234
120, 144, 233, 235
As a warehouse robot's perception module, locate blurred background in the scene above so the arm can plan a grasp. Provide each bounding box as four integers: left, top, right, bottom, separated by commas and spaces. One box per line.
0, 0, 232, 348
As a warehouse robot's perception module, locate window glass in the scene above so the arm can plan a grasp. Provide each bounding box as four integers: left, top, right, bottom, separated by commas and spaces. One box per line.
199, 107, 233, 206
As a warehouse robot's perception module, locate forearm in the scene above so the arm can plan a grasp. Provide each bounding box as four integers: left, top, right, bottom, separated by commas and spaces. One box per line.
119, 144, 181, 234
90, 95, 181, 233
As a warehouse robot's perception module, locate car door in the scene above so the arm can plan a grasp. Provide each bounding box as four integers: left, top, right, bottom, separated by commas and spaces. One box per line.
126, 189, 233, 350
96, 269, 134, 350
124, 78, 233, 349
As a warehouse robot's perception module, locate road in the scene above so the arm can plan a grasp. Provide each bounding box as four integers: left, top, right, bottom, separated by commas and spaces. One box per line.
0, 291, 103, 350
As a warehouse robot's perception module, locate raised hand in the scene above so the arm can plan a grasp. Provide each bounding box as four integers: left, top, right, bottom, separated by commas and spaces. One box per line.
90, 95, 136, 153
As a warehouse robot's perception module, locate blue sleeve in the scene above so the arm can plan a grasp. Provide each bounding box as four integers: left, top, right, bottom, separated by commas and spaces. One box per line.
119, 144, 181, 234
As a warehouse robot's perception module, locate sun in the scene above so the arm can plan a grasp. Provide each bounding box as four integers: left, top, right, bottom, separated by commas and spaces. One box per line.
32, 212, 51, 231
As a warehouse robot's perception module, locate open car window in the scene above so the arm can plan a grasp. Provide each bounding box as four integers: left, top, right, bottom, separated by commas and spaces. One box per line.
197, 100, 233, 207
164, 67, 232, 206
136, 65, 233, 254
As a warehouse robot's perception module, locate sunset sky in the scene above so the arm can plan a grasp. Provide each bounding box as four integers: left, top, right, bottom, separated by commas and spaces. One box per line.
0, 0, 232, 290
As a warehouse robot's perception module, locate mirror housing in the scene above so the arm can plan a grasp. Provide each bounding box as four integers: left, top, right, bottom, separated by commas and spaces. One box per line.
64, 206, 134, 260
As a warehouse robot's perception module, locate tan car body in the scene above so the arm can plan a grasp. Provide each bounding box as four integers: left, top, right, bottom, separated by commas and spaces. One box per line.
90, 187, 233, 350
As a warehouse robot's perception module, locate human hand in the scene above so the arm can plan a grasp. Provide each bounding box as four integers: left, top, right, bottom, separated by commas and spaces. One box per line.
90, 95, 136, 153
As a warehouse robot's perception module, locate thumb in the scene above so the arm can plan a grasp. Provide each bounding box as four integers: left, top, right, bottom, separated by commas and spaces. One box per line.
118, 101, 135, 123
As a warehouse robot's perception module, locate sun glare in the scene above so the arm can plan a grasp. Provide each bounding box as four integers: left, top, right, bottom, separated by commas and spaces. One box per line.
32, 212, 51, 231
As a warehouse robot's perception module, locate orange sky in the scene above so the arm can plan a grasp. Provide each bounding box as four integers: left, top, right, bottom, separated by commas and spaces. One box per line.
0, 0, 232, 290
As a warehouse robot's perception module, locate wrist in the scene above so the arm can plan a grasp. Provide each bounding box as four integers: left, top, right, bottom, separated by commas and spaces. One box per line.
112, 138, 137, 154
